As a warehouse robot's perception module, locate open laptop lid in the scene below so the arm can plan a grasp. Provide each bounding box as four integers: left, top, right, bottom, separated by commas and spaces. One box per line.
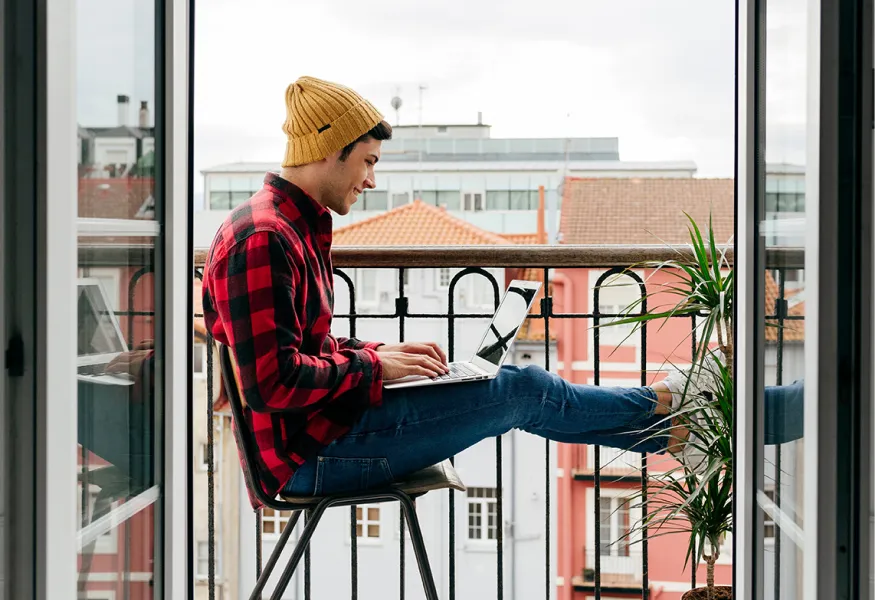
77, 278, 129, 366
469, 279, 542, 375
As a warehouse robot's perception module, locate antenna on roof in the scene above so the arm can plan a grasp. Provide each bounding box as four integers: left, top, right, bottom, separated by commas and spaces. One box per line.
390, 89, 403, 126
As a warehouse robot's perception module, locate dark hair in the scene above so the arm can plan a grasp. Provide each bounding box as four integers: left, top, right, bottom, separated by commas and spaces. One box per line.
338, 120, 393, 161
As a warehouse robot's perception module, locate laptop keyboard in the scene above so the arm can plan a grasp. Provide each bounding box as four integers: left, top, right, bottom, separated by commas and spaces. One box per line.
78, 364, 107, 375
432, 362, 481, 381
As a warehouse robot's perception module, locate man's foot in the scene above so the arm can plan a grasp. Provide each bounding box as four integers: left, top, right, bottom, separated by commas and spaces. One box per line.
660, 350, 725, 473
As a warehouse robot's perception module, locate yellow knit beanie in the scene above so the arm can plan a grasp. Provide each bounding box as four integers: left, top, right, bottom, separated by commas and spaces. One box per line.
281, 76, 384, 167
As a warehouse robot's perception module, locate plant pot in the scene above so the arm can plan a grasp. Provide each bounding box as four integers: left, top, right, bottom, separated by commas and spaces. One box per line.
681, 586, 732, 600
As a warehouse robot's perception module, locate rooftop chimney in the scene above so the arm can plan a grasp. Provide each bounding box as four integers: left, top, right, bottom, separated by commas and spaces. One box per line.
537, 186, 546, 244
117, 94, 130, 127
477, 111, 483, 125
139, 101, 150, 128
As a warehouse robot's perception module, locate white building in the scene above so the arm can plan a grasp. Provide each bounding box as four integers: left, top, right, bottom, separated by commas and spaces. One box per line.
194, 123, 697, 248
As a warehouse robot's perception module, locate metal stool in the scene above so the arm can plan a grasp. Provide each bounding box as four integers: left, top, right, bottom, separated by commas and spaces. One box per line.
218, 343, 465, 600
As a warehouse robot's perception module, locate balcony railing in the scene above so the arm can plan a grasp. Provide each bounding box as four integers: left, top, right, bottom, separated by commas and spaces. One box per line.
79, 243, 804, 599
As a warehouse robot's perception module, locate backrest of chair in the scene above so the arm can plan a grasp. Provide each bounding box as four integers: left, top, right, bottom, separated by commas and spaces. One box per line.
217, 343, 276, 507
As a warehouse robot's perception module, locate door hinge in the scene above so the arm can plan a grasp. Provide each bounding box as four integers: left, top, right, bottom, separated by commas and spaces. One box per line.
6, 334, 24, 377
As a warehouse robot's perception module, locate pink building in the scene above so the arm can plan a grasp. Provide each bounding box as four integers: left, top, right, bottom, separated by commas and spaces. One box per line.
553, 177, 735, 600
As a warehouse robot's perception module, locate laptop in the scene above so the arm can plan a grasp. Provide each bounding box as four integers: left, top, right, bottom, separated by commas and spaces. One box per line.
76, 278, 135, 386
383, 279, 542, 390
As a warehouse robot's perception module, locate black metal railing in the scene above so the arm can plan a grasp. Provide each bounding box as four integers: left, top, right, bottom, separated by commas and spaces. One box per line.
78, 243, 803, 600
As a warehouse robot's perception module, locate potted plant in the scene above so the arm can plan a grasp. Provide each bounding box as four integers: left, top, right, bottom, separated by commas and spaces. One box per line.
598, 214, 734, 600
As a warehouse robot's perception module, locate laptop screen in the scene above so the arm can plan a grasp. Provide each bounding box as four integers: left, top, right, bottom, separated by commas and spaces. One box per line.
78, 283, 126, 357
473, 284, 539, 366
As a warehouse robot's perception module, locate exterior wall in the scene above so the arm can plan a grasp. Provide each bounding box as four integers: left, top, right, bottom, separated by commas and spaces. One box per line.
554, 266, 734, 599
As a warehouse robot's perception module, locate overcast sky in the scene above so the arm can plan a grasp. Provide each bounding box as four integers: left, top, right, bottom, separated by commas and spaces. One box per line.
77, 0, 809, 196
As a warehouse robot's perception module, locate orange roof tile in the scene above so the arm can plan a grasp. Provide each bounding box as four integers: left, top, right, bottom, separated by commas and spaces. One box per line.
334, 200, 511, 246
503, 233, 541, 245
764, 272, 805, 342
559, 178, 734, 245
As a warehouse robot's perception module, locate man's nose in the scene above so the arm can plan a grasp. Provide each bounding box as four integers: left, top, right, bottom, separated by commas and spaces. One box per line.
363, 177, 376, 190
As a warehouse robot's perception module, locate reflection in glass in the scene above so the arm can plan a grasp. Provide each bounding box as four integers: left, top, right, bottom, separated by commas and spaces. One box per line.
75, 0, 160, 598
474, 284, 538, 366
758, 0, 810, 598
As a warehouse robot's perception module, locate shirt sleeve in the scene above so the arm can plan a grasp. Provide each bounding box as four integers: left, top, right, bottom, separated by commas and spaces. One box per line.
330, 335, 384, 352
205, 231, 383, 413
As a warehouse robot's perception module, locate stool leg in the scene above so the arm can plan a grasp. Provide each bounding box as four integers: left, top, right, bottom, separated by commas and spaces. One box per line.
249, 510, 301, 600
270, 501, 332, 600
396, 493, 440, 600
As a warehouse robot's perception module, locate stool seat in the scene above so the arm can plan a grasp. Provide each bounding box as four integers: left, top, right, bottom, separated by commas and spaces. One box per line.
280, 459, 466, 505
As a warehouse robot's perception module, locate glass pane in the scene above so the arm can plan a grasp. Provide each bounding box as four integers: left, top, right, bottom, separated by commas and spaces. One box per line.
364, 190, 388, 210
510, 190, 530, 210
210, 191, 231, 210
264, 520, 275, 534
76, 0, 161, 597
758, 0, 810, 598
356, 524, 363, 537
367, 525, 379, 538
436, 190, 460, 210
486, 190, 510, 210
368, 507, 379, 520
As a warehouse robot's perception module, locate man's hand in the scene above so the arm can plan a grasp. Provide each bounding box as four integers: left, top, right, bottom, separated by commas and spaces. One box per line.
376, 342, 449, 381
104, 340, 154, 380
376, 342, 447, 366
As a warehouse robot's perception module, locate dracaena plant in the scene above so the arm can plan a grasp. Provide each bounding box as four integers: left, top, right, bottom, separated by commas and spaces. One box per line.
597, 213, 734, 599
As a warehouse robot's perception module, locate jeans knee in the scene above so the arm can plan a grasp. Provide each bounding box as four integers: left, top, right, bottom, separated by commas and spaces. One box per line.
513, 364, 554, 391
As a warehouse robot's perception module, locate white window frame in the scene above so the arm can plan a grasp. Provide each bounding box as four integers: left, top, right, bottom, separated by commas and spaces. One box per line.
261, 507, 294, 540
462, 191, 485, 212
436, 267, 452, 290
355, 504, 383, 545
355, 269, 380, 308
466, 487, 499, 543
585, 487, 643, 578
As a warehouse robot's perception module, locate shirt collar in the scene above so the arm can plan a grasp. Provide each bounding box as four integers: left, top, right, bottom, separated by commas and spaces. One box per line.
263, 173, 333, 234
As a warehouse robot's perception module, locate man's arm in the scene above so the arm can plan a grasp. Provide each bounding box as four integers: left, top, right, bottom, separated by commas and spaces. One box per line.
329, 334, 384, 352
205, 231, 383, 414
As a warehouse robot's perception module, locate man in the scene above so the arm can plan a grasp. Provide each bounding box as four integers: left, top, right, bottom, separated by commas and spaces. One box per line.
202, 76, 800, 504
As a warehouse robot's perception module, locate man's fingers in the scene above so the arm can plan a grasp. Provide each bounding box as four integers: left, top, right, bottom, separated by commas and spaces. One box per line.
429, 342, 448, 365
417, 355, 447, 375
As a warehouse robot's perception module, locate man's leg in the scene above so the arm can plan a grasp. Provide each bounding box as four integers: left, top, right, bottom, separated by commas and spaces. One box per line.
284, 365, 669, 496
764, 380, 804, 445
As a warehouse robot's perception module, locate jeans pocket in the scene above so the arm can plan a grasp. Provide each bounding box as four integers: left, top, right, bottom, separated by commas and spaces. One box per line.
314, 456, 394, 496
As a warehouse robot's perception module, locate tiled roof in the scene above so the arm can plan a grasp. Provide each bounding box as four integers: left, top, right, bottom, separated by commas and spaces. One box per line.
511, 267, 555, 343
333, 200, 511, 246
79, 177, 155, 220
559, 178, 734, 245
765, 272, 805, 342
503, 233, 541, 245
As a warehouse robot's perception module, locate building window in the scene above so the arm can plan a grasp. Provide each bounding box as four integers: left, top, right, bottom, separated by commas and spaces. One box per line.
199, 443, 210, 472
485, 190, 540, 210
462, 192, 484, 211
359, 190, 388, 211
193, 341, 206, 377
390, 192, 410, 208
196, 541, 209, 579
195, 539, 222, 579
599, 497, 631, 557
262, 508, 294, 536
356, 269, 379, 304
356, 505, 381, 539
437, 268, 452, 289
436, 190, 461, 210
467, 487, 498, 541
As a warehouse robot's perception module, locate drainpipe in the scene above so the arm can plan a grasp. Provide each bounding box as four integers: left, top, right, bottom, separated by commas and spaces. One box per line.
552, 272, 575, 600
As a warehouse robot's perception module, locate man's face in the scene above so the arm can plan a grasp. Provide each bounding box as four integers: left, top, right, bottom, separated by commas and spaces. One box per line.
319, 137, 381, 215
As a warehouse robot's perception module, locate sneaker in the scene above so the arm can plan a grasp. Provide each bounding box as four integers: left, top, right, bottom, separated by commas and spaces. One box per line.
660, 349, 725, 412
660, 350, 725, 474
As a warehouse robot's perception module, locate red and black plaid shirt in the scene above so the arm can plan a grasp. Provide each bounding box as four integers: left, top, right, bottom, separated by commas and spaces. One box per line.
202, 174, 384, 506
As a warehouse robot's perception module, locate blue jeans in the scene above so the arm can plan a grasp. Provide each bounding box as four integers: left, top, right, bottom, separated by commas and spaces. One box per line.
283, 365, 806, 496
